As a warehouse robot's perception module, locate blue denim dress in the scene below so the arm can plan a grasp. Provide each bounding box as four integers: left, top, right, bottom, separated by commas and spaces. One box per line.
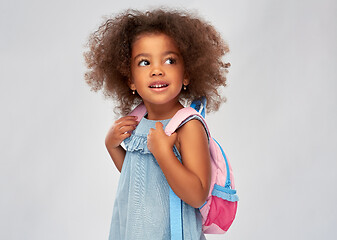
108, 114, 206, 240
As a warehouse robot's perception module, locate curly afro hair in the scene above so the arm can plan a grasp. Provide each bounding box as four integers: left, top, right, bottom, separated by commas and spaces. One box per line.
84, 8, 230, 116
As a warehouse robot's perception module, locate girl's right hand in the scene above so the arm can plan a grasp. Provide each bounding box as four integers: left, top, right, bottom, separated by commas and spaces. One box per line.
105, 116, 139, 149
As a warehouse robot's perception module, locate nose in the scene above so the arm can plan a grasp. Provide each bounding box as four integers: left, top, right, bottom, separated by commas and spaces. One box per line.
150, 66, 164, 77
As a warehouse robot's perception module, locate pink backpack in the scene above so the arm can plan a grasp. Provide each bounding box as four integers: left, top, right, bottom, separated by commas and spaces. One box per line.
128, 97, 238, 239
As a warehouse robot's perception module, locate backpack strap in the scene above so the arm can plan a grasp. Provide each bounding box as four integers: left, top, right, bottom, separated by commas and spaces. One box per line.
190, 96, 207, 118
166, 107, 211, 240
169, 188, 183, 240
126, 102, 147, 120
164, 107, 211, 140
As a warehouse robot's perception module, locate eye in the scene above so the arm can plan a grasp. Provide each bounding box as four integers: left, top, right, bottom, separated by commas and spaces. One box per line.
164, 57, 176, 65
138, 59, 150, 66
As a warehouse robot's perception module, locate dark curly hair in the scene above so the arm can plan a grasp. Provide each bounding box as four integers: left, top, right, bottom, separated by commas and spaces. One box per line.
84, 8, 230, 116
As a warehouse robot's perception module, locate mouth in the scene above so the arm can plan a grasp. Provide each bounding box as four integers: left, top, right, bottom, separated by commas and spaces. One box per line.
148, 81, 169, 89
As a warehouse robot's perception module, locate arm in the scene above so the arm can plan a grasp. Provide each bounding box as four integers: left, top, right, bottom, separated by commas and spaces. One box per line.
147, 120, 211, 208
105, 116, 139, 172
105, 145, 126, 172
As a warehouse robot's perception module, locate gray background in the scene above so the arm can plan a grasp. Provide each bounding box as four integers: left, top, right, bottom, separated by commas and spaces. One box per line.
1, 0, 336, 239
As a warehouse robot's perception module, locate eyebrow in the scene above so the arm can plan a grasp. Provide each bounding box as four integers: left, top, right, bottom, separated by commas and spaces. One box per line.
133, 51, 180, 61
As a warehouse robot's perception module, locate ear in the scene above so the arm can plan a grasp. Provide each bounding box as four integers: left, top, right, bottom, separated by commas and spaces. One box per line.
128, 78, 136, 90
183, 77, 190, 86
183, 71, 190, 86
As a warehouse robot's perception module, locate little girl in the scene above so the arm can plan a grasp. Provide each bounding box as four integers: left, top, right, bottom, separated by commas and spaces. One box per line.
84, 8, 230, 240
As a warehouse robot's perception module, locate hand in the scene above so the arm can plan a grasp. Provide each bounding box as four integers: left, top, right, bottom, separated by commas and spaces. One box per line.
105, 116, 139, 149
147, 122, 177, 158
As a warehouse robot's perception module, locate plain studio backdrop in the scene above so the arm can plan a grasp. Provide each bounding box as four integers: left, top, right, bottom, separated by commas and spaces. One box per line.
1, 0, 336, 239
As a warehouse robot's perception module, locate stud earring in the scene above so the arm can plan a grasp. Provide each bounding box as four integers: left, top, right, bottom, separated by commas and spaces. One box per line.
183, 85, 187, 90
132, 90, 136, 95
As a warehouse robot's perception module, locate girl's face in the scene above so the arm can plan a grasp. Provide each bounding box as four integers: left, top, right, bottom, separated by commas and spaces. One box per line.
129, 33, 189, 108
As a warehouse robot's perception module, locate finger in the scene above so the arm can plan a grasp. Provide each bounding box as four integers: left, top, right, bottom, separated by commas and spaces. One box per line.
116, 117, 138, 125
118, 125, 137, 134
119, 131, 132, 141
115, 116, 138, 124
117, 119, 139, 128
155, 122, 164, 130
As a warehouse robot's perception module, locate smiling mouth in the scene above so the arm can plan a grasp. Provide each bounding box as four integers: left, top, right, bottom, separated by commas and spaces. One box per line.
149, 84, 169, 88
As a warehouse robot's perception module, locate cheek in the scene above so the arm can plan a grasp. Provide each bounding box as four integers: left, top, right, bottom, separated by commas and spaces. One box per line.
131, 69, 146, 82
169, 66, 184, 76
175, 69, 186, 82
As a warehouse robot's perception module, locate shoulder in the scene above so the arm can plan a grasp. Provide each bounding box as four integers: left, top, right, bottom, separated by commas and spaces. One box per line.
176, 118, 207, 137
177, 113, 209, 138
175, 117, 209, 155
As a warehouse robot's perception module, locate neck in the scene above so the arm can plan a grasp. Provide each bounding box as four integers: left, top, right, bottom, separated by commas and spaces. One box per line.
143, 101, 184, 120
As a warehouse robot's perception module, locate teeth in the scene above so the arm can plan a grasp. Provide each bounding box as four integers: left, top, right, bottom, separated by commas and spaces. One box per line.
150, 84, 168, 88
